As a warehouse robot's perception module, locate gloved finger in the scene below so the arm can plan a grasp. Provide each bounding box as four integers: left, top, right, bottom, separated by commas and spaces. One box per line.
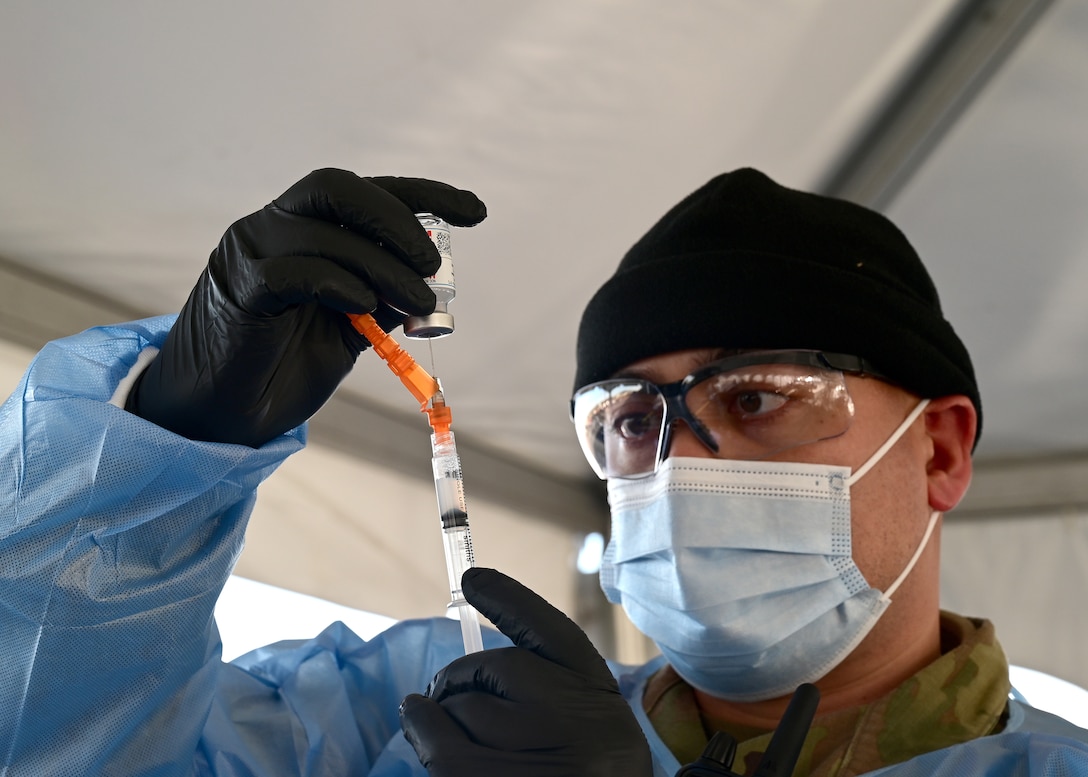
401, 694, 602, 776
247, 198, 443, 279
238, 254, 437, 318
426, 645, 607, 704
239, 256, 378, 316
461, 567, 614, 683
369, 176, 487, 227
436, 691, 593, 751
370, 301, 408, 333
429, 692, 653, 775
228, 214, 439, 313
272, 168, 442, 270
399, 693, 481, 770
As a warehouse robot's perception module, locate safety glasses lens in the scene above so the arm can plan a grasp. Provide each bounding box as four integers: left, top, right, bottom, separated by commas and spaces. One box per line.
572, 355, 856, 479
572, 381, 666, 479
684, 364, 853, 460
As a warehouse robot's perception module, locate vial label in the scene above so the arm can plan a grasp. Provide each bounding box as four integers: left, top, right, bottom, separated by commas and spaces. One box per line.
420, 216, 454, 291
405, 213, 456, 338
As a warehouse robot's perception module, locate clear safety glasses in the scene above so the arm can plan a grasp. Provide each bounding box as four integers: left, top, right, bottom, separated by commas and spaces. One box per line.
571, 351, 884, 480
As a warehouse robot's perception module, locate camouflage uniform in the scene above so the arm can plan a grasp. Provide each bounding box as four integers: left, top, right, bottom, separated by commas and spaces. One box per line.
645, 611, 1011, 776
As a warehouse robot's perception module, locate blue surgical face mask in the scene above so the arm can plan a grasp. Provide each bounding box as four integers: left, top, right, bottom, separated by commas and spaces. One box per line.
599, 399, 937, 702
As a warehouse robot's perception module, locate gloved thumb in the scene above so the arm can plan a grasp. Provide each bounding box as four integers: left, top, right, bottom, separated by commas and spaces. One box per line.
461, 567, 612, 682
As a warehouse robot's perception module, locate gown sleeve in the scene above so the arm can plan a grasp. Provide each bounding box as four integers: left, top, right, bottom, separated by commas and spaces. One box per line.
198, 617, 509, 776
0, 316, 292, 775
0, 317, 511, 777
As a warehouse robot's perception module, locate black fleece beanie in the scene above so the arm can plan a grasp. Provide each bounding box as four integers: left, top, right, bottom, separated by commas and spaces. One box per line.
574, 168, 982, 444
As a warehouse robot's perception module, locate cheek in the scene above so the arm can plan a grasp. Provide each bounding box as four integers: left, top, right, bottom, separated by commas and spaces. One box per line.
847, 441, 931, 588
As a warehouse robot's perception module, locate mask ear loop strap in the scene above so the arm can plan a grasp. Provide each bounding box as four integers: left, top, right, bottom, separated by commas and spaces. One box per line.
884, 510, 941, 600
844, 398, 937, 601
845, 399, 930, 486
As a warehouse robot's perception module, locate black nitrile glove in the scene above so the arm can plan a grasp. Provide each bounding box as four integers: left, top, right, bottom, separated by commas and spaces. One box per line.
126, 168, 486, 446
399, 567, 654, 777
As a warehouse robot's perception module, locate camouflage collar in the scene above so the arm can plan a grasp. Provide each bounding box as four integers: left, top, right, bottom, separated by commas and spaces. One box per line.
644, 611, 1011, 776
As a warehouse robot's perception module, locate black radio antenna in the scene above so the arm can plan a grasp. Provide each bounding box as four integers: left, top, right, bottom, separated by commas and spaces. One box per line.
752, 683, 821, 777
674, 683, 821, 777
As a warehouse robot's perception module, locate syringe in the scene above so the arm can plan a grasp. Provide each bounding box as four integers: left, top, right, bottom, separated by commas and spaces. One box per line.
347, 312, 484, 654
426, 388, 485, 654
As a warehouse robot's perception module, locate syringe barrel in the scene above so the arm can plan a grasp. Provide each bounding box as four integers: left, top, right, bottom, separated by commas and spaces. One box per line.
430, 424, 483, 653
432, 430, 474, 593
432, 431, 468, 528
442, 525, 475, 603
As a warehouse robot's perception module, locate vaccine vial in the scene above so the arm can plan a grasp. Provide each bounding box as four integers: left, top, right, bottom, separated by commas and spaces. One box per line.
403, 213, 455, 338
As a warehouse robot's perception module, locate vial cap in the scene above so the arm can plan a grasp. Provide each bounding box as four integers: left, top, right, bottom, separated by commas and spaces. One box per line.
403, 311, 455, 338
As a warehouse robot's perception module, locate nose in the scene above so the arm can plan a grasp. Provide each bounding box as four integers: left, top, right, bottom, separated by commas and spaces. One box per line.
664, 419, 718, 461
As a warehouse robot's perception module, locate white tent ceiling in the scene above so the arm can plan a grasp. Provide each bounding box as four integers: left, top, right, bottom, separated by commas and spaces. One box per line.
2, 0, 1086, 684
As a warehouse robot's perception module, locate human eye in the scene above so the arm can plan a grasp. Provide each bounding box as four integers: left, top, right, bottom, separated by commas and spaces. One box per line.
697, 372, 794, 422
731, 388, 789, 418
590, 387, 659, 443
607, 396, 661, 442
682, 362, 852, 458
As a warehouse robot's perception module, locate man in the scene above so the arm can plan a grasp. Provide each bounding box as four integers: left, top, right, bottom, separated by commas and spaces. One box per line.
0, 168, 1084, 777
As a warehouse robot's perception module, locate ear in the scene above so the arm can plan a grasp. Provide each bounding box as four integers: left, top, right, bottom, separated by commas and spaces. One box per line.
923, 395, 976, 511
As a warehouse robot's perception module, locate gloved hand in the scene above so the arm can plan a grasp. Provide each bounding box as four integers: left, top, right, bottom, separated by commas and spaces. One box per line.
126, 168, 486, 446
399, 567, 654, 777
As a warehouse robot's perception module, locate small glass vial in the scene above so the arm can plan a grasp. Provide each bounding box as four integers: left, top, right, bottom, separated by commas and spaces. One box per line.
403, 213, 455, 338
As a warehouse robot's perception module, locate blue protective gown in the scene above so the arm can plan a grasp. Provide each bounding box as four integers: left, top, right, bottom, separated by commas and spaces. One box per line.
1, 317, 1087, 777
